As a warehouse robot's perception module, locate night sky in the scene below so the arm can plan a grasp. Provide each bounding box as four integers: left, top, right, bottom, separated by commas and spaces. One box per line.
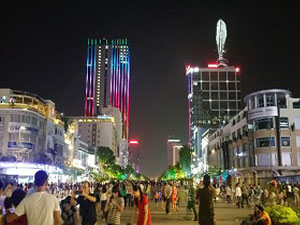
1, 1, 299, 177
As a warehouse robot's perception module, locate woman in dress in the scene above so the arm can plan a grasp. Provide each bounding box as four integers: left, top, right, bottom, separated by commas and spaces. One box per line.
171, 182, 178, 214
131, 184, 151, 225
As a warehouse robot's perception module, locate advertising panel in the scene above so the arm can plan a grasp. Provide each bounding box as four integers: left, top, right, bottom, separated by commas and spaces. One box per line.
248, 106, 278, 120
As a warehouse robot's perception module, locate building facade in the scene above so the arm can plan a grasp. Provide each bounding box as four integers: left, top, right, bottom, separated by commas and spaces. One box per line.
207, 89, 300, 185
166, 138, 182, 167
187, 65, 241, 150
0, 89, 65, 166
69, 116, 121, 163
84, 38, 130, 139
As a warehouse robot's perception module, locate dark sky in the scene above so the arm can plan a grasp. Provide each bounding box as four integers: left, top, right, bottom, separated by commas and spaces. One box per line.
0, 1, 299, 177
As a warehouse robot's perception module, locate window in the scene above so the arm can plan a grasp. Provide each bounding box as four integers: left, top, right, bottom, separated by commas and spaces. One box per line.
202, 72, 209, 81
229, 102, 236, 110
256, 137, 276, 148
202, 92, 209, 99
281, 152, 292, 166
219, 83, 227, 90
210, 83, 218, 90
278, 118, 288, 130
211, 72, 218, 81
212, 101, 219, 109
228, 72, 235, 81
229, 83, 236, 90
277, 96, 287, 108
256, 153, 276, 166
255, 118, 273, 130
202, 82, 209, 90
220, 92, 227, 100
211, 92, 218, 100
293, 101, 300, 109
219, 72, 226, 81
229, 92, 236, 100
281, 136, 290, 147
258, 95, 264, 108
11, 114, 21, 122
266, 95, 275, 106
220, 102, 227, 109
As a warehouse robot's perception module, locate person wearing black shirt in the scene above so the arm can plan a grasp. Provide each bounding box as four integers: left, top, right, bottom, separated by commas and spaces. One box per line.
72, 181, 98, 225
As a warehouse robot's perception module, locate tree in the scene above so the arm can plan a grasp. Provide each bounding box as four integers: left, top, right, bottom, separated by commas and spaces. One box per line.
96, 146, 115, 167
179, 145, 192, 177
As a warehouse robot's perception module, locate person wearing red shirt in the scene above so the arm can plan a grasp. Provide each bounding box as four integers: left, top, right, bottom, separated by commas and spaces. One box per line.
130, 184, 151, 225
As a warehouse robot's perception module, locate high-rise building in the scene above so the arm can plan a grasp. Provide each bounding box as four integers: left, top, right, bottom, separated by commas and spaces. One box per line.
85, 38, 130, 139
186, 19, 241, 155
128, 139, 139, 173
166, 138, 182, 167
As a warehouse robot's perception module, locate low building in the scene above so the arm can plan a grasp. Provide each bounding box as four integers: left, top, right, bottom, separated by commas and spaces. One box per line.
207, 89, 300, 185
0, 88, 65, 165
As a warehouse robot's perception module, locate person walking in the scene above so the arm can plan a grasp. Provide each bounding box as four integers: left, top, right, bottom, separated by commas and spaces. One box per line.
187, 180, 197, 221
105, 185, 124, 225
226, 185, 232, 203
164, 183, 172, 215
235, 183, 242, 208
126, 182, 133, 207
131, 184, 151, 225
196, 174, 217, 225
241, 182, 249, 208
6, 170, 61, 225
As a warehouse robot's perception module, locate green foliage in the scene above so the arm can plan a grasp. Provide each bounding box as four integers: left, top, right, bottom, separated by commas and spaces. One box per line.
265, 205, 300, 225
179, 145, 192, 176
96, 146, 116, 166
93, 146, 145, 182
160, 162, 187, 180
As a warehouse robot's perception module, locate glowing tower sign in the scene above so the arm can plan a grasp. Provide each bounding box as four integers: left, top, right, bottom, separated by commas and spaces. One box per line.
216, 19, 227, 66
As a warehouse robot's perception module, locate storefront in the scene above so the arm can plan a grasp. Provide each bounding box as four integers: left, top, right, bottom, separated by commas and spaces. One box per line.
0, 162, 64, 184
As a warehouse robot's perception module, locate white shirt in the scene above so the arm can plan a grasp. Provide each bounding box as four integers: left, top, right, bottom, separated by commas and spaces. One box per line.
235, 187, 242, 197
14, 191, 60, 225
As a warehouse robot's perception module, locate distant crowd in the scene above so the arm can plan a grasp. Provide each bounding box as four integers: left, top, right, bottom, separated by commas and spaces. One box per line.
1, 173, 294, 225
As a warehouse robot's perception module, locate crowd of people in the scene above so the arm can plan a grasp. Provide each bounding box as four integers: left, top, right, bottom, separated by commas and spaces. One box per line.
0, 171, 294, 225
218, 178, 300, 209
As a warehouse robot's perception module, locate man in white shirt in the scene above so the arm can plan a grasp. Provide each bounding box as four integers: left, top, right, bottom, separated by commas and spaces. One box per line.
6, 170, 61, 225
235, 183, 242, 208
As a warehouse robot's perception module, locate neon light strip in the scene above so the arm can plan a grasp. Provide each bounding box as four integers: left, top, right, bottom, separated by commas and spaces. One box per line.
92, 43, 97, 116
88, 40, 94, 116
85, 40, 90, 117
126, 48, 130, 139
188, 74, 192, 145
110, 45, 113, 106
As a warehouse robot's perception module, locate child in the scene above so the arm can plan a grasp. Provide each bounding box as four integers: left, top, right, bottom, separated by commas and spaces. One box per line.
154, 191, 159, 207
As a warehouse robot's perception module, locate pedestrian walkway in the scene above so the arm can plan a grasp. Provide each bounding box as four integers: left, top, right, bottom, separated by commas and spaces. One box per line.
95, 200, 253, 225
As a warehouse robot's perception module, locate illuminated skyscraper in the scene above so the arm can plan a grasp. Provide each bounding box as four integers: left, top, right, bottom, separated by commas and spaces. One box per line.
187, 19, 241, 162
85, 38, 130, 139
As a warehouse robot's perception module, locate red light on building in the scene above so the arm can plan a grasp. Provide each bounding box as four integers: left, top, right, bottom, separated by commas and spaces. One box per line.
235, 67, 240, 72
208, 63, 218, 68
129, 140, 139, 145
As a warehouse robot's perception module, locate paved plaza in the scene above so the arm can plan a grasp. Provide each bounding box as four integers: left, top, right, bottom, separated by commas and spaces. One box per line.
95, 200, 253, 225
